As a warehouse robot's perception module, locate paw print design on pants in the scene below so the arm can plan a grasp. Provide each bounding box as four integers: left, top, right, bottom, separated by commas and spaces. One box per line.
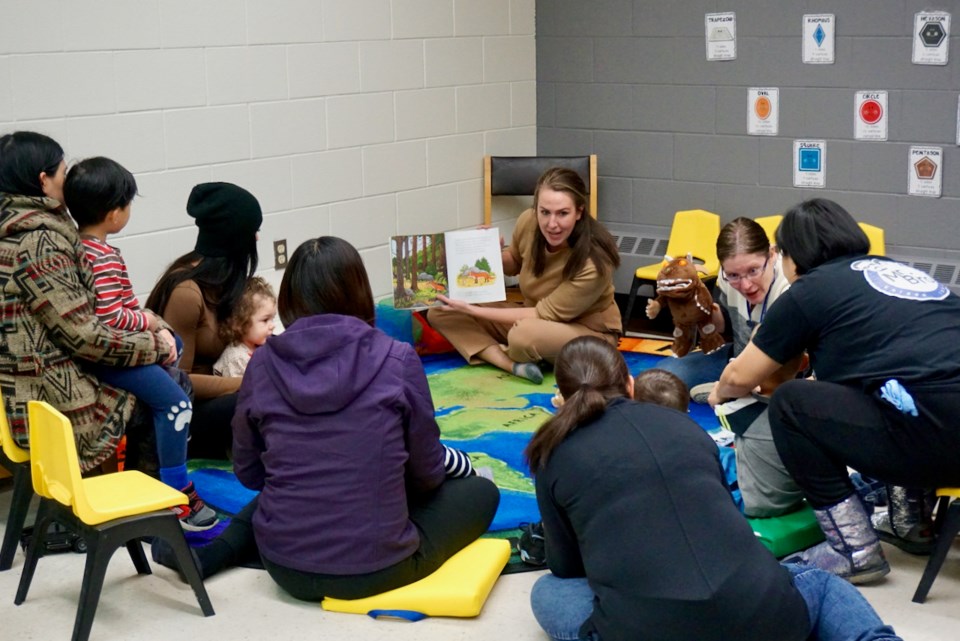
167, 401, 193, 432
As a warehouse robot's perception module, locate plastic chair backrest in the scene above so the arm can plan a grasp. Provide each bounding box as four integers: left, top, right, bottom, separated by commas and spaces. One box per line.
663, 209, 721, 276
484, 155, 598, 225
0, 390, 29, 464
858, 222, 885, 256
754, 215, 782, 245
26, 401, 84, 512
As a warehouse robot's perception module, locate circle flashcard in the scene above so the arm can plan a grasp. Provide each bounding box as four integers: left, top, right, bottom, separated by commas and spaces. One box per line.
854, 91, 888, 141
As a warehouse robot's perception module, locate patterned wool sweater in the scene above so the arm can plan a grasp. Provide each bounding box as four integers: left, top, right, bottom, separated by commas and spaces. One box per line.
0, 194, 166, 471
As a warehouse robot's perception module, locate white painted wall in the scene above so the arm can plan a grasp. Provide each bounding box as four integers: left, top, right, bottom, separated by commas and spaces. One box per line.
0, 0, 536, 299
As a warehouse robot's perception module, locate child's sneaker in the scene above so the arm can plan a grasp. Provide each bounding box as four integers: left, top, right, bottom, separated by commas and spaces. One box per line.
517, 521, 546, 566
172, 482, 219, 531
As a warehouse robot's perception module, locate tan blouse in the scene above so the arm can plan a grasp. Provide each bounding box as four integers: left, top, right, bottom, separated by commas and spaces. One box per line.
161, 280, 241, 399
506, 208, 621, 334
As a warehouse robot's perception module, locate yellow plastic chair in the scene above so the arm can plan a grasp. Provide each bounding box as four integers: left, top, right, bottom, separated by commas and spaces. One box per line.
858, 222, 885, 256
622, 209, 721, 327
913, 487, 960, 603
754, 216, 884, 255
754, 215, 782, 245
322, 538, 510, 620
0, 389, 32, 571
484, 155, 598, 225
15, 401, 214, 641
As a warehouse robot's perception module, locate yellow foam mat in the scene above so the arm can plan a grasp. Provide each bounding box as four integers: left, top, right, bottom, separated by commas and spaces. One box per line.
321, 538, 511, 620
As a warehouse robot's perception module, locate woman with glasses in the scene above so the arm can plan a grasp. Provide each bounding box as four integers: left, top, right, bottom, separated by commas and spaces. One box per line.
710, 198, 960, 583
651, 216, 799, 518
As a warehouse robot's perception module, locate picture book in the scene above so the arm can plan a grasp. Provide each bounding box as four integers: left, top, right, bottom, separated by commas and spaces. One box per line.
390, 228, 505, 309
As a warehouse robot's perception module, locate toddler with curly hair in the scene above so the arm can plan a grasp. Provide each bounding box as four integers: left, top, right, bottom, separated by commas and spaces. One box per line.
214, 276, 277, 377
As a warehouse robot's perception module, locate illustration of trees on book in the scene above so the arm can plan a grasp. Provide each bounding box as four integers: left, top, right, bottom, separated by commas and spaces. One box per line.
391, 233, 448, 309
391, 228, 505, 309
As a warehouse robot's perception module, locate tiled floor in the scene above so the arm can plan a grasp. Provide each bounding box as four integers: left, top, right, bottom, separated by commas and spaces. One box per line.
0, 483, 958, 640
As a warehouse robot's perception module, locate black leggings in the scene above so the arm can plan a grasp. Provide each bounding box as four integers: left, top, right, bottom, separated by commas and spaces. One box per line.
205, 475, 500, 601
187, 393, 237, 460
265, 475, 500, 601
769, 379, 960, 507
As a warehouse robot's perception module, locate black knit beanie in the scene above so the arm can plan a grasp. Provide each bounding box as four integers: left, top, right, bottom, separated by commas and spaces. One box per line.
187, 182, 263, 258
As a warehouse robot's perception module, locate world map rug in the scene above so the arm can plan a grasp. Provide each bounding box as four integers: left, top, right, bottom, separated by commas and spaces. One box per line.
188, 350, 723, 536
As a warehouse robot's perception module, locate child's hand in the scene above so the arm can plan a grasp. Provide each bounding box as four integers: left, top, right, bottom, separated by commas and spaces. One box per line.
157, 328, 178, 365
144, 310, 160, 331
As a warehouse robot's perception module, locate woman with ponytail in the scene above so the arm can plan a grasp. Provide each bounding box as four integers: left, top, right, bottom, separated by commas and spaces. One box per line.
526, 336, 900, 641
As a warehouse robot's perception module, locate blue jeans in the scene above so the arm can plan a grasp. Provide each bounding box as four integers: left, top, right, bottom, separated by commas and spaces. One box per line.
530, 574, 596, 641
654, 342, 732, 391
96, 362, 192, 472
530, 568, 902, 641
785, 564, 902, 641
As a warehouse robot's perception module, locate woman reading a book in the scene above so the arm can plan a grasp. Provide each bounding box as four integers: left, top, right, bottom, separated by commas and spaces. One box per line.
430, 167, 621, 384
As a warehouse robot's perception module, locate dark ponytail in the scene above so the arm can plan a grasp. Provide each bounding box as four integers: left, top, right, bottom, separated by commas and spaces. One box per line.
524, 337, 630, 472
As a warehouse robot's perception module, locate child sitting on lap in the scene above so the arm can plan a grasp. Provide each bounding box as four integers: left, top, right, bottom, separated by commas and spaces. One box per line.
64, 157, 217, 531
213, 276, 277, 377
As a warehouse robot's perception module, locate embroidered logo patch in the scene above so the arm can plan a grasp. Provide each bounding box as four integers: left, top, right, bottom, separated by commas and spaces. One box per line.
852, 258, 950, 301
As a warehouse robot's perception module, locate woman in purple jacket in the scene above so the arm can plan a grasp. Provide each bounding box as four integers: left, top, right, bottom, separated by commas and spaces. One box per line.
153, 237, 499, 600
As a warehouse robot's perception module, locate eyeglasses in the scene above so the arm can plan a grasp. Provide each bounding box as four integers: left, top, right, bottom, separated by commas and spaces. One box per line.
721, 255, 769, 284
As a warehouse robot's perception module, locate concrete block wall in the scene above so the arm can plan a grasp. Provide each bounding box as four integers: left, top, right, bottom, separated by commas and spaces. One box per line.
537, 0, 960, 255
0, 0, 536, 299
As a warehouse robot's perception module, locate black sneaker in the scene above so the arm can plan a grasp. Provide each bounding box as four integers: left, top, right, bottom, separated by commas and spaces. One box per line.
517, 521, 546, 566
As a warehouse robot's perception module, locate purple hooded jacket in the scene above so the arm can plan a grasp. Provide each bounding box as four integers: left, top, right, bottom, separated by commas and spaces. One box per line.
231, 313, 447, 575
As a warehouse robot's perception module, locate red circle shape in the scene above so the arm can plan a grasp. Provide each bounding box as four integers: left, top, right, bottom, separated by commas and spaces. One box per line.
860, 100, 883, 125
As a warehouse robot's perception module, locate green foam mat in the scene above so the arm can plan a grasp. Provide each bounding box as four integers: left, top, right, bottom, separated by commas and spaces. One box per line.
747, 503, 825, 558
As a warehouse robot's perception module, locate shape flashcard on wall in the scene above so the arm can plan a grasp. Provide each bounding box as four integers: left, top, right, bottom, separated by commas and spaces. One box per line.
705, 12, 737, 61
913, 12, 950, 65
803, 14, 835, 64
854, 91, 888, 141
956, 95, 960, 146
747, 88, 779, 135
908, 146, 943, 197
793, 140, 826, 188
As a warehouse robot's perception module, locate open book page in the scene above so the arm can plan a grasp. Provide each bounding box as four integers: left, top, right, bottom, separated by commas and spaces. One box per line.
445, 227, 505, 304
391, 233, 448, 309
390, 229, 505, 309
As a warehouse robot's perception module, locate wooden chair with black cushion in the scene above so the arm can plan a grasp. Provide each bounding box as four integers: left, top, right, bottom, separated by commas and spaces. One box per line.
483, 155, 598, 225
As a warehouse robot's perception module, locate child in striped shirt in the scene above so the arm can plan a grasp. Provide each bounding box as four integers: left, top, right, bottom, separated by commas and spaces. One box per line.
64, 157, 217, 531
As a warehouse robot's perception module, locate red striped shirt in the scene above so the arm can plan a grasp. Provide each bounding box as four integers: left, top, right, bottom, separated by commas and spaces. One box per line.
81, 236, 149, 332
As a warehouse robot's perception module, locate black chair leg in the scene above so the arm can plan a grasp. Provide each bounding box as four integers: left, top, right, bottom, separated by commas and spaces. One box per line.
155, 517, 215, 617
623, 276, 642, 329
913, 502, 960, 603
14, 499, 55, 605
125, 538, 151, 575
0, 462, 33, 571
73, 533, 111, 641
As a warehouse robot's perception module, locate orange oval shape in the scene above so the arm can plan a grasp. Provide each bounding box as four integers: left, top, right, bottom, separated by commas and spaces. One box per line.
755, 96, 772, 120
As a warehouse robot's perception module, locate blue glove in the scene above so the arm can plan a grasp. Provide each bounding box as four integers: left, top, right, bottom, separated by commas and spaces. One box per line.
880, 379, 918, 417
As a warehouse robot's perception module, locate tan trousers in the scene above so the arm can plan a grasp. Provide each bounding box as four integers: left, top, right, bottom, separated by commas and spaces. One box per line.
428, 303, 617, 365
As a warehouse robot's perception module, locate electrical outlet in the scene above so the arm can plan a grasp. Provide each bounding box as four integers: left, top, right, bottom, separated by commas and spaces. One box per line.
273, 239, 288, 270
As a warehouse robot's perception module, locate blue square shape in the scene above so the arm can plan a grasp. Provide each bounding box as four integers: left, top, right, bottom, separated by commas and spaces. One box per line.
799, 148, 821, 172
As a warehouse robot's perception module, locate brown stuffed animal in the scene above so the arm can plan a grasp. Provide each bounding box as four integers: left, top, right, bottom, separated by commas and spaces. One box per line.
645, 254, 726, 358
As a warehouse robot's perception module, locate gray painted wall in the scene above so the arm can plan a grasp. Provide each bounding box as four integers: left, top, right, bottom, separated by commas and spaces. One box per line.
536, 0, 960, 257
